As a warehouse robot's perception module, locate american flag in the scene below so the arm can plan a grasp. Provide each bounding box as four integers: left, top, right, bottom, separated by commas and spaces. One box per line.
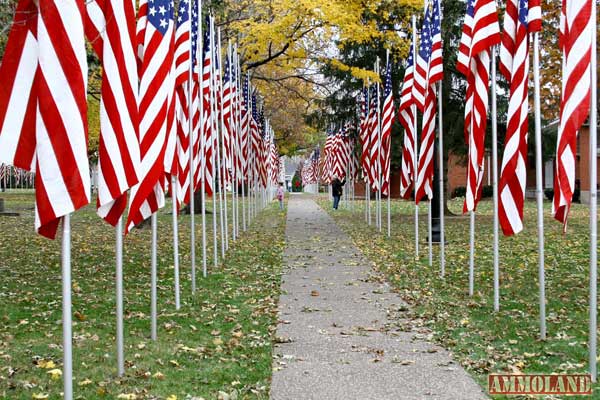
231, 51, 243, 186
399, 43, 416, 199
311, 147, 320, 183
200, 16, 215, 196
498, 0, 541, 236
258, 109, 268, 188
332, 128, 350, 180
323, 129, 336, 183
222, 54, 233, 186
250, 92, 262, 185
14, 166, 21, 186
302, 158, 313, 185
173, 0, 199, 209
380, 61, 395, 196
359, 87, 371, 183
367, 84, 379, 190
457, 0, 500, 213
413, 1, 444, 112
126, 0, 174, 233
240, 75, 250, 183
86, 0, 140, 226
0, 0, 90, 239
553, 0, 592, 230
414, 0, 443, 204
0, 164, 5, 182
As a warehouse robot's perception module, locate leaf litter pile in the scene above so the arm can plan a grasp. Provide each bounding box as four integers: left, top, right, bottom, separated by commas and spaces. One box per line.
0, 192, 286, 399
320, 196, 600, 398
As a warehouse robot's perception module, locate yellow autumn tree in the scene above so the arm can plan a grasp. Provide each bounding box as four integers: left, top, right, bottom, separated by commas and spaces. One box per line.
213, 0, 421, 153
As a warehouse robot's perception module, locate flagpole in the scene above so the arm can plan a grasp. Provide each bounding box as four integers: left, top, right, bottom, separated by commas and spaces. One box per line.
199, 8, 208, 279
365, 179, 369, 223
428, 201, 432, 266
189, 102, 196, 295
115, 217, 124, 376
217, 28, 228, 254
210, 17, 218, 270
230, 44, 237, 242
437, 80, 445, 277
588, 0, 598, 380
376, 61, 382, 232
229, 43, 236, 242
61, 214, 73, 400
412, 15, 419, 259
386, 49, 391, 238
491, 44, 500, 312
468, 210, 475, 296
532, 30, 545, 340
171, 176, 181, 309
151, 213, 158, 341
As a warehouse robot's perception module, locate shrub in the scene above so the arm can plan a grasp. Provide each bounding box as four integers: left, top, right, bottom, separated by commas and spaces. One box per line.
451, 186, 466, 198
482, 185, 493, 198
544, 188, 580, 203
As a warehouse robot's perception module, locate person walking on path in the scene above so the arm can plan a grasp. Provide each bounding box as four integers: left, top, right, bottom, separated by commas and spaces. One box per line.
331, 175, 345, 210
276, 182, 285, 210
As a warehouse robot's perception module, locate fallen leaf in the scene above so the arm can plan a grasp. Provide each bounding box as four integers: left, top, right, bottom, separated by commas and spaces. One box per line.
47, 369, 62, 380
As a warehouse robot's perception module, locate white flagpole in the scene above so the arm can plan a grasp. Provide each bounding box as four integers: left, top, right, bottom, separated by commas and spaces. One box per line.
198, 0, 206, 282
428, 201, 432, 266
189, 93, 196, 293
213, 28, 228, 257
437, 80, 445, 277
232, 45, 238, 241
61, 214, 73, 400
217, 28, 228, 253
241, 67, 247, 232
412, 15, 419, 259
491, 45, 500, 312
187, 0, 197, 295
588, 0, 598, 380
376, 62, 382, 232
171, 176, 181, 309
209, 16, 218, 269
532, 30, 545, 339
151, 213, 158, 341
468, 210, 475, 296
115, 217, 124, 376
385, 49, 391, 238
365, 179, 369, 223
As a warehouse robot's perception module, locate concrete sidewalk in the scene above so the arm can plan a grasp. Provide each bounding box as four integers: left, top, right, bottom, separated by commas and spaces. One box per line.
270, 195, 488, 400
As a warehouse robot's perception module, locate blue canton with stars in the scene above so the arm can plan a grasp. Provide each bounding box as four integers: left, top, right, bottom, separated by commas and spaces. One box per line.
243, 76, 249, 106
466, 0, 475, 19
519, 0, 529, 26
224, 56, 231, 85
202, 16, 211, 60
176, 0, 199, 61
418, 0, 441, 63
406, 43, 414, 69
384, 61, 393, 98
148, 0, 173, 35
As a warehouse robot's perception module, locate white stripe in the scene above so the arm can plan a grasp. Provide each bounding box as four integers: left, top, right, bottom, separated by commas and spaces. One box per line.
0, 33, 37, 167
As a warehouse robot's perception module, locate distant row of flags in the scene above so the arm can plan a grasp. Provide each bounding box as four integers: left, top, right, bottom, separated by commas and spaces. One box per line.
0, 164, 35, 188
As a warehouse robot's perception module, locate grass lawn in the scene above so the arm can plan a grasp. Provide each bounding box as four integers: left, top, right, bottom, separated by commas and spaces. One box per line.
0, 191, 286, 400
319, 195, 599, 399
